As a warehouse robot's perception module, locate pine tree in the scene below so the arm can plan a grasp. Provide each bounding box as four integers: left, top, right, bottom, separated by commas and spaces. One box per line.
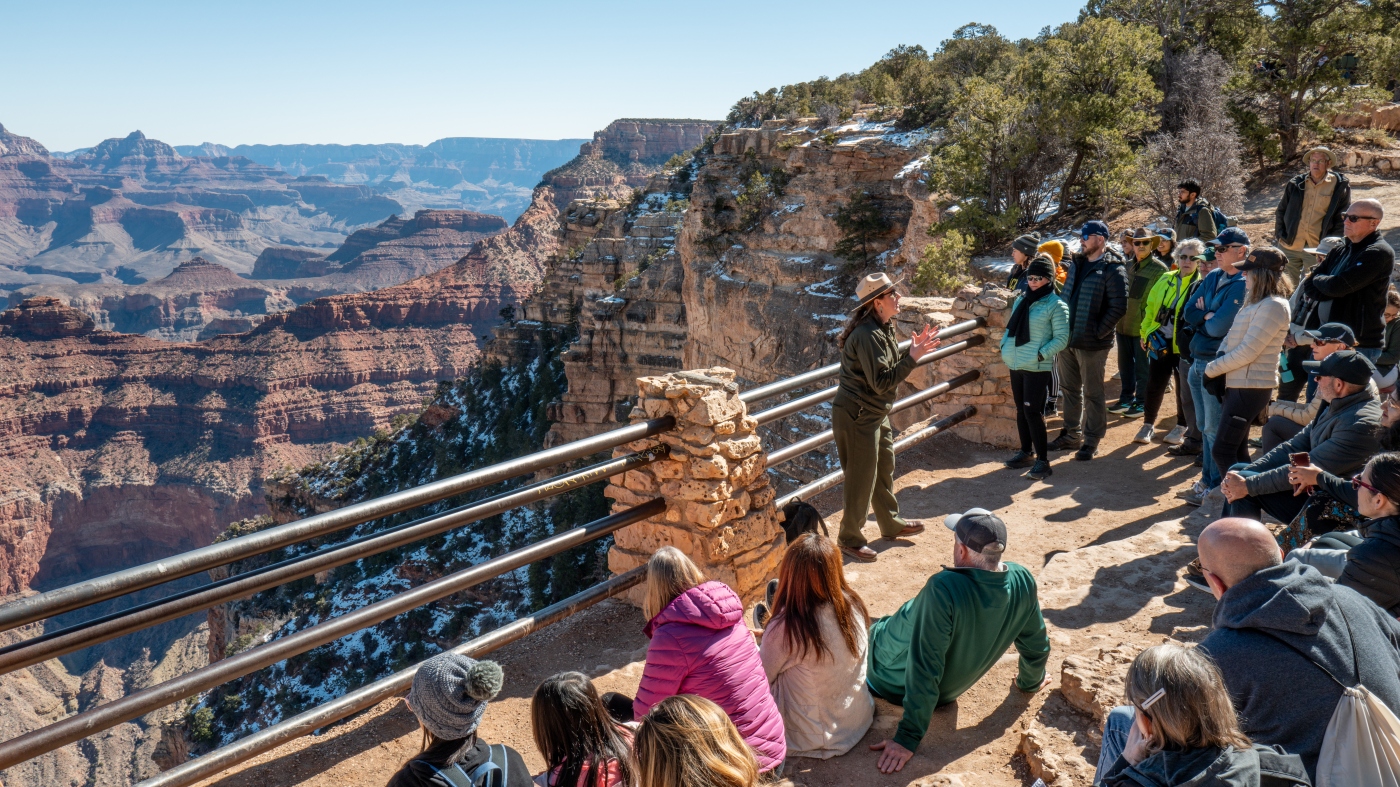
833, 191, 892, 266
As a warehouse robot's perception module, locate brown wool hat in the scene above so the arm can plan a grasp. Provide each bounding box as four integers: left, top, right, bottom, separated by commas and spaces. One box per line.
851, 272, 901, 311
1237, 247, 1288, 273
1128, 227, 1160, 251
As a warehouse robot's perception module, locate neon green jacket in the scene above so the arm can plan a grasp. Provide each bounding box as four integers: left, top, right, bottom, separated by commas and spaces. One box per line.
1139, 269, 1201, 354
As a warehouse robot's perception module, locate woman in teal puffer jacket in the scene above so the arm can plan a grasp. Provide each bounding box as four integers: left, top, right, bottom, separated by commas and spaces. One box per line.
1000, 255, 1070, 480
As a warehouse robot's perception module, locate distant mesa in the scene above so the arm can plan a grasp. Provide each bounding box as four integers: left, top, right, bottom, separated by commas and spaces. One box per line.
0, 295, 95, 338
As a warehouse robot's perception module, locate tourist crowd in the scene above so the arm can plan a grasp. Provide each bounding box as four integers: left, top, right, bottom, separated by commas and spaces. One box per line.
381, 150, 1400, 787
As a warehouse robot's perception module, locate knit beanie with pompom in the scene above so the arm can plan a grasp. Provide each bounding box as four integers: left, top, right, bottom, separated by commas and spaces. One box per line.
407, 652, 504, 740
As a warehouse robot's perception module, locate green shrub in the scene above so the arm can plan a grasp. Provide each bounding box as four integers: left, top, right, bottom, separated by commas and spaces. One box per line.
913, 230, 974, 296
189, 707, 216, 745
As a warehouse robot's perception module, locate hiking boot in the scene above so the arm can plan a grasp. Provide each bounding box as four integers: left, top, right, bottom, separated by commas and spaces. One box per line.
1123, 402, 1146, 419
1163, 426, 1187, 446
1025, 459, 1053, 480
753, 601, 770, 629
1004, 451, 1035, 469
1074, 444, 1097, 461
1048, 433, 1083, 451
1248, 437, 1263, 449
1167, 441, 1202, 456
841, 545, 878, 563
886, 522, 926, 540
1108, 398, 1131, 413
1183, 558, 1212, 593
1132, 424, 1155, 444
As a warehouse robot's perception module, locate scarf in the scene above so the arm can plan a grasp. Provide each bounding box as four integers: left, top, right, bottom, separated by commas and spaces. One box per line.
1007, 283, 1054, 347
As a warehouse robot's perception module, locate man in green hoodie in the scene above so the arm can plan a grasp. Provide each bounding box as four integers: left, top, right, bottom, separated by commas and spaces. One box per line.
865, 509, 1052, 773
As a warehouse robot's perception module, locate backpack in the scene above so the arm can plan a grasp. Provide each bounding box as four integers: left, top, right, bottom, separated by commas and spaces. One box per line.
1188, 200, 1235, 235
1260, 613, 1400, 786
779, 500, 828, 543
419, 744, 509, 787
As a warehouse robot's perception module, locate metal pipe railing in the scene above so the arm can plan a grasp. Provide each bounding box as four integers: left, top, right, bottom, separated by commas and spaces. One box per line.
775, 406, 977, 509
0, 498, 664, 771
750, 335, 984, 426
739, 317, 984, 404
0, 446, 668, 676
0, 416, 675, 634
766, 370, 980, 467
133, 567, 647, 787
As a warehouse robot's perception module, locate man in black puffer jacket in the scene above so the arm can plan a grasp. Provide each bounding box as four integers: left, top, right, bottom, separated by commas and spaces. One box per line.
1298, 198, 1394, 357
1197, 518, 1400, 783
1049, 220, 1128, 462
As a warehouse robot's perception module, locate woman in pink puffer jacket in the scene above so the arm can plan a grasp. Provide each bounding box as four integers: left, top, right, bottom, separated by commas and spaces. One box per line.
632, 547, 786, 773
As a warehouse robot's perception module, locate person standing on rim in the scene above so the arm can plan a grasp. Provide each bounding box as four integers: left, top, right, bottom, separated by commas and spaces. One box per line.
1048, 221, 1129, 462
1275, 146, 1351, 286
1173, 179, 1219, 242
833, 273, 942, 563
1111, 228, 1170, 419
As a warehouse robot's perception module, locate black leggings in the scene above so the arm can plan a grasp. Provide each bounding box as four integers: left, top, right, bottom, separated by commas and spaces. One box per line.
1211, 387, 1273, 476
1011, 369, 1053, 460
1141, 350, 1179, 425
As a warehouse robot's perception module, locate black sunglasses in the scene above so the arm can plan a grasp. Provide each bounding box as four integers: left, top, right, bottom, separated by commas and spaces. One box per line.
1133, 240, 1153, 246
1344, 214, 1379, 222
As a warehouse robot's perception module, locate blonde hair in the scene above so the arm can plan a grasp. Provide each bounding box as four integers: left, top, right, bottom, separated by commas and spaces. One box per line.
634, 695, 759, 787
1125, 643, 1250, 757
643, 547, 706, 620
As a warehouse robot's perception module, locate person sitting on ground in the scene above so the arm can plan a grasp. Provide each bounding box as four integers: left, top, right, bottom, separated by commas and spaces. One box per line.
1204, 248, 1293, 482
1288, 452, 1400, 616
1000, 254, 1070, 480
1006, 232, 1043, 292
1093, 642, 1310, 787
1217, 350, 1381, 526
631, 547, 786, 774
1376, 287, 1400, 387
387, 652, 532, 787
1049, 221, 1129, 462
865, 509, 1051, 774
1277, 236, 1346, 405
1137, 238, 1205, 446
1261, 323, 1359, 453
633, 694, 760, 787
758, 533, 874, 759
1296, 198, 1394, 363
832, 273, 942, 562
531, 672, 634, 787
1195, 518, 1400, 782
1113, 228, 1172, 419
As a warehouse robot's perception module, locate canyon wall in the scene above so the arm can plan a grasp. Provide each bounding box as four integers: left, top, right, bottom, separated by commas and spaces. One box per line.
543, 119, 716, 209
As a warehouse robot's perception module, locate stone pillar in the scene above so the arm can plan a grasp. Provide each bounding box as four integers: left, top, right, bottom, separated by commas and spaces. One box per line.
893, 283, 1019, 447
604, 367, 785, 606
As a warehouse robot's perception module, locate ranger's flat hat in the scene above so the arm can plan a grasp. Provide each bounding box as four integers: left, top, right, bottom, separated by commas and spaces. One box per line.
851, 272, 901, 311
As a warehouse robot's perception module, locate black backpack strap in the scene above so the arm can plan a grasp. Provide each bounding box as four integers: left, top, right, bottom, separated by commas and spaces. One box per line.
416, 760, 473, 787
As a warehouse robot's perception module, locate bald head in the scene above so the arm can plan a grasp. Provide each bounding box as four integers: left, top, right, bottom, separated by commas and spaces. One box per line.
1198, 518, 1283, 589
1351, 198, 1385, 220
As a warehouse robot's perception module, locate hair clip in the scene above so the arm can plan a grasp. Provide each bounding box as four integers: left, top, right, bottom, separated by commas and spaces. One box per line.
1139, 688, 1166, 711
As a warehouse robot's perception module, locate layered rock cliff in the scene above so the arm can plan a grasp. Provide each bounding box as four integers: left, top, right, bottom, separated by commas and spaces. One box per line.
542, 119, 716, 209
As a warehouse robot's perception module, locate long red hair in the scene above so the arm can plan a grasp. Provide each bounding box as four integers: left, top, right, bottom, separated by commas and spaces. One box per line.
770, 533, 869, 660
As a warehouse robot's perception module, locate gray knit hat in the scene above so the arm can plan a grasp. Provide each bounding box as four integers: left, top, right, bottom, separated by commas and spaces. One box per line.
406, 652, 504, 740
1012, 232, 1042, 258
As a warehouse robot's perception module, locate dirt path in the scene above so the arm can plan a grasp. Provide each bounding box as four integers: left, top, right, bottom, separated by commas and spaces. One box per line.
194, 355, 1245, 787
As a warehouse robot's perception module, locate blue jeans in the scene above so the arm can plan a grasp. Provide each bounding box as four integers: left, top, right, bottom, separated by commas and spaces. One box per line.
1095, 705, 1135, 784
1189, 359, 1222, 487
1361, 346, 1383, 363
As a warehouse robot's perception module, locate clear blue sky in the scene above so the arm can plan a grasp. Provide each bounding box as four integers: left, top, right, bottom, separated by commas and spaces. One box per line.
3, 0, 1087, 152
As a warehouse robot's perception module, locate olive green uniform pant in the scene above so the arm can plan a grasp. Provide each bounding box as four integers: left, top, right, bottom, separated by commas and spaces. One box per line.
832, 399, 907, 549
1277, 245, 1309, 290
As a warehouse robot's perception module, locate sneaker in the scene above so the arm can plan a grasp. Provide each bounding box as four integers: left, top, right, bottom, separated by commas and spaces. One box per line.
1167, 441, 1202, 456
1248, 437, 1263, 449
1043, 400, 1060, 418
1132, 424, 1155, 444
1123, 402, 1146, 419
1074, 444, 1097, 461
1025, 459, 1053, 480
1108, 399, 1131, 413
1193, 453, 1203, 467
1180, 481, 1210, 506
1163, 426, 1187, 446
1183, 558, 1212, 593
753, 601, 770, 629
1048, 433, 1083, 451
1004, 451, 1035, 469
764, 578, 778, 609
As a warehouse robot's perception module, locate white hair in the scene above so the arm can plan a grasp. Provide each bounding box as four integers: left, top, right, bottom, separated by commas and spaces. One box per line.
1175, 238, 1206, 259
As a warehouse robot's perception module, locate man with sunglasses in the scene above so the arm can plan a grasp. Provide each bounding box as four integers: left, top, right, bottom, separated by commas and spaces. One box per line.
1297, 198, 1394, 362
1275, 146, 1351, 286
1217, 351, 1381, 525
